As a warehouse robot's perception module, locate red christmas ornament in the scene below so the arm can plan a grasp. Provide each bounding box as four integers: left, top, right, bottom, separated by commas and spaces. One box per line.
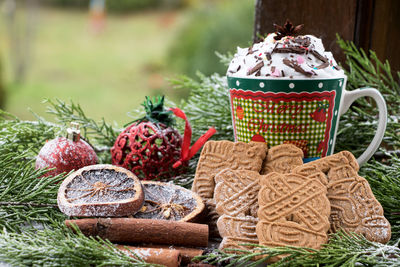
111, 96, 216, 181
35, 123, 98, 177
111, 121, 182, 180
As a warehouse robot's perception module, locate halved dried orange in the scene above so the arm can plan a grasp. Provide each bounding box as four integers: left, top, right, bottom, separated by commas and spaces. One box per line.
58, 164, 144, 217
134, 181, 204, 222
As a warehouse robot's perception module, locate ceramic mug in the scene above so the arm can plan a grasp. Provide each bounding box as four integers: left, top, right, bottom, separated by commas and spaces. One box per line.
227, 75, 387, 165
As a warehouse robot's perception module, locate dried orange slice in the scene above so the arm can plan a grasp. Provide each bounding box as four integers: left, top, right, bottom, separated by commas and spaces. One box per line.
134, 181, 204, 222
58, 164, 144, 217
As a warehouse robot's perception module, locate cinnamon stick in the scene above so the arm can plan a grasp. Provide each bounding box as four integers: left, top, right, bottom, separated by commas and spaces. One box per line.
145, 245, 203, 265
117, 245, 181, 267
187, 264, 215, 267
65, 218, 209, 247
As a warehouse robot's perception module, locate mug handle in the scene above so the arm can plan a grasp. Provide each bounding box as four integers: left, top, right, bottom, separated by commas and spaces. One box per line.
339, 87, 387, 165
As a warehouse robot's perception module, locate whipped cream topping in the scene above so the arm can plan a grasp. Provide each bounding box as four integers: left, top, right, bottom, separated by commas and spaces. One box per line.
227, 33, 344, 79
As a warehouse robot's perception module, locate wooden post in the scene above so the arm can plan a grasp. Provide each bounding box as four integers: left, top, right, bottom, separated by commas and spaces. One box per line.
369, 0, 400, 72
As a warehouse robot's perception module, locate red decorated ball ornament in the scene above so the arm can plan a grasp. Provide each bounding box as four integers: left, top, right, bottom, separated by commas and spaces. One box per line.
35, 123, 98, 177
111, 96, 216, 181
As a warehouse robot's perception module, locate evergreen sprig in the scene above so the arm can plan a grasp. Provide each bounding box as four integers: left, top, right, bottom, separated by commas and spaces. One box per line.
195, 232, 400, 266
362, 154, 400, 240
0, 224, 153, 267
335, 35, 400, 155
0, 150, 66, 232
170, 72, 234, 141
216, 51, 234, 67
0, 110, 61, 158
45, 99, 119, 162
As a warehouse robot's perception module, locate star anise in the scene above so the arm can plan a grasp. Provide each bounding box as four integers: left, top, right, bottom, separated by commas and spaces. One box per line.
273, 19, 304, 40
134, 181, 205, 222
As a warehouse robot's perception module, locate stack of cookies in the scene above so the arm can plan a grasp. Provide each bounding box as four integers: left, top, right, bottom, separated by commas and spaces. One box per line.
191, 141, 268, 237
192, 141, 391, 253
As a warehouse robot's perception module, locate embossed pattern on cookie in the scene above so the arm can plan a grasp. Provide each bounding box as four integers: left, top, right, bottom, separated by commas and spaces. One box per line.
256, 172, 330, 249
292, 152, 391, 243
327, 165, 391, 243
214, 169, 260, 217
191, 141, 267, 237
292, 151, 359, 176
217, 214, 259, 250
192, 141, 267, 199
261, 144, 304, 175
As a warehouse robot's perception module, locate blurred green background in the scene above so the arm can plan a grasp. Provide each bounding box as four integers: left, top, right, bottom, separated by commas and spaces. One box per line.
0, 0, 254, 125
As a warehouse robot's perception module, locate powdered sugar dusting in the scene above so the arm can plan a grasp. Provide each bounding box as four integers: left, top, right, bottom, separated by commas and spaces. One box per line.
35, 137, 97, 177
58, 164, 144, 217
65, 169, 136, 204
134, 182, 200, 221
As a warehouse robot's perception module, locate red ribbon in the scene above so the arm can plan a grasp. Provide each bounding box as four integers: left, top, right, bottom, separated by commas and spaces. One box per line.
169, 107, 216, 168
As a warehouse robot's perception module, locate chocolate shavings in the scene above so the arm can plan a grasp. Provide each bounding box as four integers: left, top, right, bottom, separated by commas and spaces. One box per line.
282, 58, 314, 77
247, 61, 264, 75
310, 49, 328, 63
315, 62, 330, 69
294, 36, 311, 47
247, 45, 253, 55
229, 65, 241, 74
274, 47, 307, 54
247, 46, 259, 56
271, 43, 279, 54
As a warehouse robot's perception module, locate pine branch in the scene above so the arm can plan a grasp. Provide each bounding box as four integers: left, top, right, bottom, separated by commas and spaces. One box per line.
169, 154, 199, 189
0, 202, 58, 208
165, 73, 234, 187
335, 35, 400, 155
0, 150, 66, 232
44, 99, 119, 163
0, 224, 155, 267
195, 232, 400, 267
216, 51, 234, 67
337, 35, 400, 107
0, 109, 17, 120
0, 112, 61, 157
361, 154, 400, 240
169, 72, 234, 141
0, 113, 159, 266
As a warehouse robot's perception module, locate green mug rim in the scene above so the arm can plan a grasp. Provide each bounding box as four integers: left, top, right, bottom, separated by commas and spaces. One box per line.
227, 75, 347, 81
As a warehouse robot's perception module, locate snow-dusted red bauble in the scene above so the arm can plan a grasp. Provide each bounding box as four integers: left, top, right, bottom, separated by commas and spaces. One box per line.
111, 121, 182, 180
35, 123, 98, 177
